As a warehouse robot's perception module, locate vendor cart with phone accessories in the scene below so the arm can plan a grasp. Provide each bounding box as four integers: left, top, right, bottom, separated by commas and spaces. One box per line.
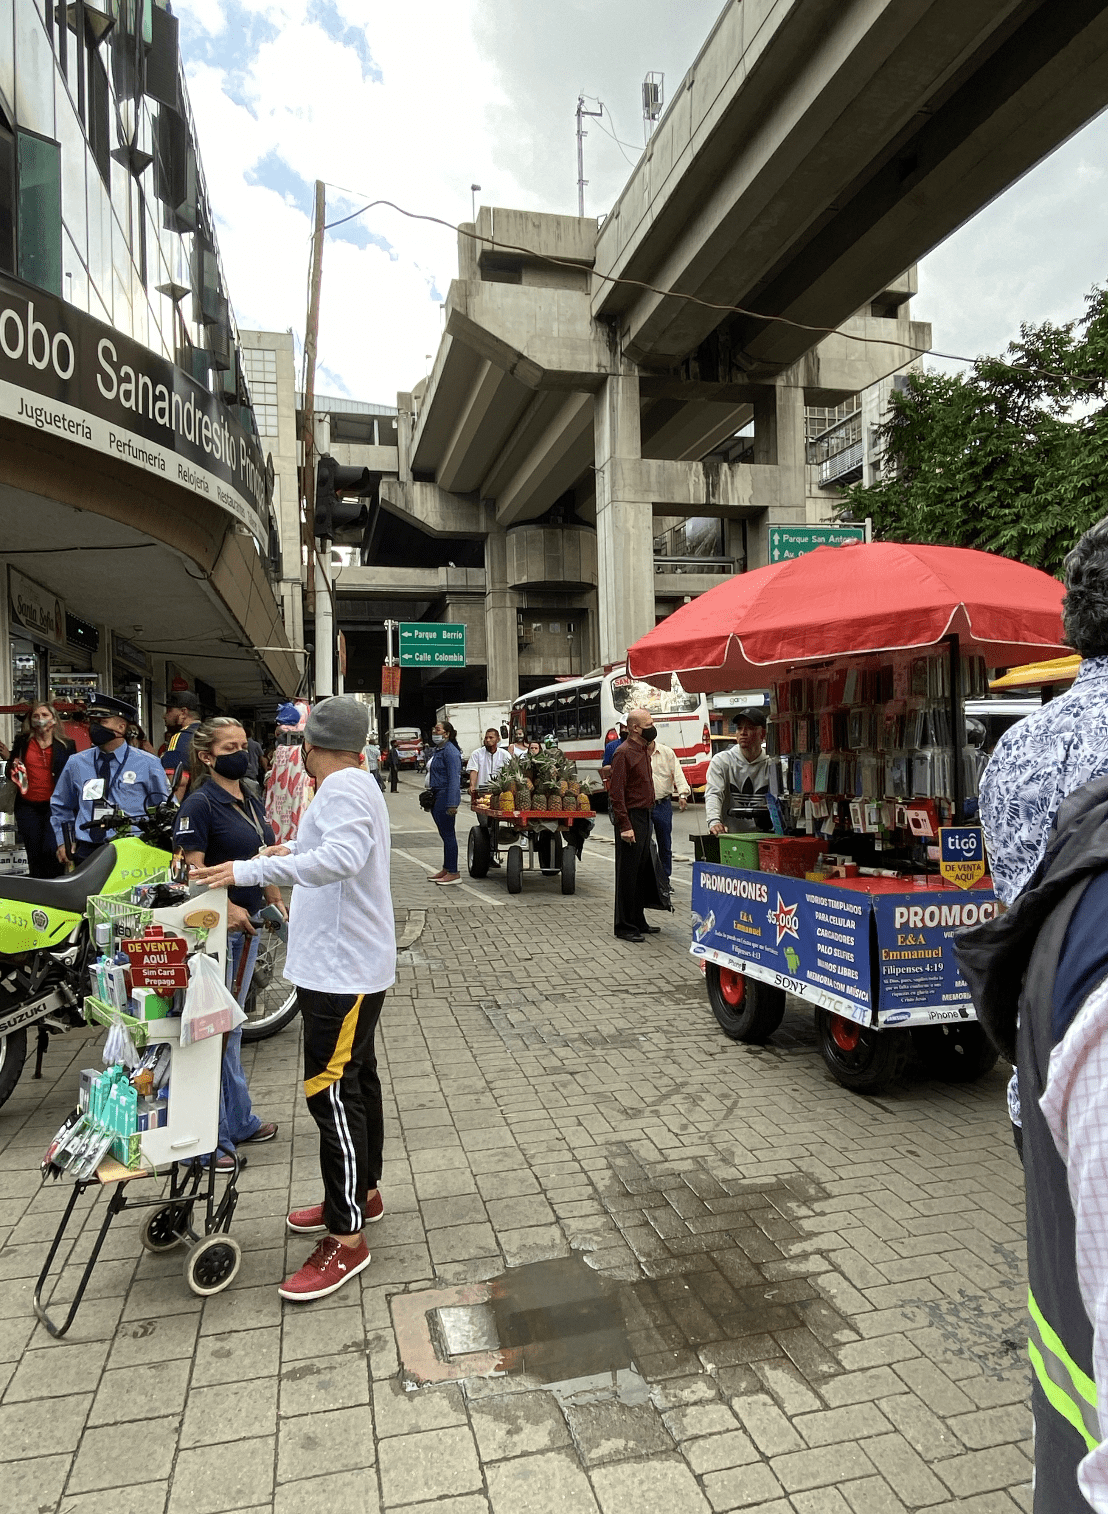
627, 542, 1071, 1093
33, 882, 244, 1338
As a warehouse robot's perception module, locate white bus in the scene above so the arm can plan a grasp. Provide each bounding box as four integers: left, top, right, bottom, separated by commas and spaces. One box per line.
511, 666, 712, 788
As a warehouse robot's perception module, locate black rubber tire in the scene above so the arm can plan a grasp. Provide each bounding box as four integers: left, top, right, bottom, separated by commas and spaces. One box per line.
468, 825, 491, 879
241, 926, 299, 1043
561, 845, 576, 895
140, 1204, 189, 1253
0, 1027, 27, 1112
506, 845, 524, 894
705, 965, 785, 1044
185, 1234, 242, 1297
816, 1009, 909, 1094
912, 1022, 1000, 1083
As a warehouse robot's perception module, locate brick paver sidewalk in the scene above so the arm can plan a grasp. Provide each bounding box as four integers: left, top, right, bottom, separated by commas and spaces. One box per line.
0, 780, 1031, 1513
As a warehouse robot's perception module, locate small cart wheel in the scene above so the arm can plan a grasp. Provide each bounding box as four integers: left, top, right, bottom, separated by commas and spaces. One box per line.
912, 1022, 999, 1083
560, 844, 576, 895
816, 1010, 908, 1094
468, 824, 491, 879
506, 845, 524, 894
140, 1204, 189, 1253
706, 964, 785, 1044
185, 1234, 241, 1297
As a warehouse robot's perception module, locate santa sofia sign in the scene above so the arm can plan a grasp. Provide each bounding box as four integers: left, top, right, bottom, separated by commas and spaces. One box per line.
0, 271, 270, 544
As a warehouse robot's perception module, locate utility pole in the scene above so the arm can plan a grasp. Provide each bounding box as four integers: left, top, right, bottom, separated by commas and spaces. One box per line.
576, 95, 602, 217
384, 618, 398, 747
302, 180, 333, 697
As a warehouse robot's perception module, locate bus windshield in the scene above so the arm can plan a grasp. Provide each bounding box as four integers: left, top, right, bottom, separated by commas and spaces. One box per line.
609, 674, 700, 718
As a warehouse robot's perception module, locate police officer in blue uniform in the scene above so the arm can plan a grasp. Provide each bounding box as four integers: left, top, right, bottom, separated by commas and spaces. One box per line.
50, 693, 170, 863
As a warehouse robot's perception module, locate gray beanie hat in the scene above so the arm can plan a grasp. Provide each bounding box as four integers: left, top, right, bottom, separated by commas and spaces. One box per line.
303, 696, 370, 752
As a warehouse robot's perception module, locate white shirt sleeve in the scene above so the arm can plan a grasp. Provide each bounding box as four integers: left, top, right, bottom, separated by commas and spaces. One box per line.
235, 788, 372, 890
466, 749, 481, 774
1041, 975, 1108, 1511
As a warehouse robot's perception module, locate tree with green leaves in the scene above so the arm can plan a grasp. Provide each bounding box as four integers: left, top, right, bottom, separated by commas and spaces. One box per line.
841, 283, 1108, 576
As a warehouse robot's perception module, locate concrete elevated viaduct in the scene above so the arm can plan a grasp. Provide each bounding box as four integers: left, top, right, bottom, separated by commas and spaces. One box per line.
338, 0, 1108, 706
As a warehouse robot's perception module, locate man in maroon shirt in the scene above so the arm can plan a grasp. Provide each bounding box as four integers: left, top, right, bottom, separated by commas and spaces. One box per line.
608, 707, 662, 942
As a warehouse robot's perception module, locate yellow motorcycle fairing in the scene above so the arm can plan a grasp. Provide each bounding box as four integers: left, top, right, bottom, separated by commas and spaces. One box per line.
0, 837, 169, 955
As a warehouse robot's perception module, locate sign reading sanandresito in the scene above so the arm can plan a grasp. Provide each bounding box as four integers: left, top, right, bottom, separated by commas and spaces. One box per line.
0, 270, 269, 544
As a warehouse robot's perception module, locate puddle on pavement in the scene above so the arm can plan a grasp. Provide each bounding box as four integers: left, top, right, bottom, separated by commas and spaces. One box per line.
488, 1255, 633, 1383
431, 1175, 847, 1396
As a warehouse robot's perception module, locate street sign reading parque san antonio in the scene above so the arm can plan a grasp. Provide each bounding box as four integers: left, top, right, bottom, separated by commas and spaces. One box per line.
769, 523, 865, 562
398, 623, 466, 667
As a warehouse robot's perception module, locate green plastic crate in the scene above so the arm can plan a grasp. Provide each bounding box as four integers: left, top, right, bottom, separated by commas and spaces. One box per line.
717, 835, 761, 870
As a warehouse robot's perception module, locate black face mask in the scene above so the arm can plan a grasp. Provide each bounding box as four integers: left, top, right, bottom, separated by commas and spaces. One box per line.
213, 751, 250, 780
89, 723, 118, 747
640, 725, 658, 743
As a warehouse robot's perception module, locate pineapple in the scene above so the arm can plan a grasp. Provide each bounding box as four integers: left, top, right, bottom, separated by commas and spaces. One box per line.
532, 792, 548, 812
577, 794, 591, 812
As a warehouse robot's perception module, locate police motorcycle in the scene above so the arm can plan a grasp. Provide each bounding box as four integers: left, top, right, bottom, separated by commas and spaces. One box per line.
0, 800, 176, 1112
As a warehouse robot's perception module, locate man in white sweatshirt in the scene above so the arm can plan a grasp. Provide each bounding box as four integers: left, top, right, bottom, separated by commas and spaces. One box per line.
193, 696, 395, 1302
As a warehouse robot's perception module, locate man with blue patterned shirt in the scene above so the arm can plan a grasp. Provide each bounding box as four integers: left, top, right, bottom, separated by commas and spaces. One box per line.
981, 522, 1108, 906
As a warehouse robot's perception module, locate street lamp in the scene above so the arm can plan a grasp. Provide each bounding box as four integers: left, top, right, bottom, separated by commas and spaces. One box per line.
470, 184, 481, 225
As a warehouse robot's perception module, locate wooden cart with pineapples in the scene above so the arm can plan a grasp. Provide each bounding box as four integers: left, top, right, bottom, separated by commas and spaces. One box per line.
470, 749, 594, 895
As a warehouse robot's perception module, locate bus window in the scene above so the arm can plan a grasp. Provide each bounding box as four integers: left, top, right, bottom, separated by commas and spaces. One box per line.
556, 690, 577, 741
578, 682, 601, 738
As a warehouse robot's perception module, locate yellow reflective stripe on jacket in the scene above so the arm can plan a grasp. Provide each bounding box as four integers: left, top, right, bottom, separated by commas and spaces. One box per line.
1028, 1287, 1100, 1452
304, 996, 363, 1098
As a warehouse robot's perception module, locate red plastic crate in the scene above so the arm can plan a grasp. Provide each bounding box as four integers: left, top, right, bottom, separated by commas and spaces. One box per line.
756, 837, 829, 877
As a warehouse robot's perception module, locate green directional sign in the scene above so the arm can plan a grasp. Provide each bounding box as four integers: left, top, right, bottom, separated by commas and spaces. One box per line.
398, 622, 467, 668
769, 523, 865, 563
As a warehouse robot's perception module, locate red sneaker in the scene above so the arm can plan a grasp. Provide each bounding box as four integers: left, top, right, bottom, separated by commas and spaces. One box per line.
278, 1235, 371, 1302
286, 1189, 384, 1235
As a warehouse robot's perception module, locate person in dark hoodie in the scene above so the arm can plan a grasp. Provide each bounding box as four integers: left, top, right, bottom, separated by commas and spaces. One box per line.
958, 520, 1108, 1513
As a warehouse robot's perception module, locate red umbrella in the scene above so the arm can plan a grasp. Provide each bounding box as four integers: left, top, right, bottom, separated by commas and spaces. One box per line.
628, 541, 1067, 691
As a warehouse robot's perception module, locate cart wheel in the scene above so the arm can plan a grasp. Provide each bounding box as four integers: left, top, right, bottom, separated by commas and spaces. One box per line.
468, 824, 491, 879
706, 964, 785, 1044
560, 844, 576, 895
816, 1010, 908, 1094
140, 1203, 189, 1253
185, 1234, 241, 1296
505, 845, 524, 894
912, 1023, 999, 1083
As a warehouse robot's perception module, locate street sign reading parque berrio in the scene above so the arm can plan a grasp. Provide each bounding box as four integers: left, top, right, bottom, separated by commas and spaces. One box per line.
398, 623, 466, 667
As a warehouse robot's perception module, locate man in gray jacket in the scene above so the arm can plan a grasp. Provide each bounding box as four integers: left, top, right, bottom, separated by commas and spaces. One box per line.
706, 708, 771, 836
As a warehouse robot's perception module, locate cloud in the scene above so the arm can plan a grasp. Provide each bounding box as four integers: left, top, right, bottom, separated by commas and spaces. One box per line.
179, 0, 1108, 408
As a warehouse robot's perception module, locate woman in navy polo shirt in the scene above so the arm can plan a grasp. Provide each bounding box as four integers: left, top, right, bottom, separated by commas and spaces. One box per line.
174, 717, 285, 1168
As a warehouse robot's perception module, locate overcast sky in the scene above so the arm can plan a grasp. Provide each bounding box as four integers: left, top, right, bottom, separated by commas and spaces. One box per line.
179, 0, 1108, 405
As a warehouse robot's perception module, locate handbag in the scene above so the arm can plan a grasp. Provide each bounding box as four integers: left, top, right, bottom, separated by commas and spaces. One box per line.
418, 789, 436, 811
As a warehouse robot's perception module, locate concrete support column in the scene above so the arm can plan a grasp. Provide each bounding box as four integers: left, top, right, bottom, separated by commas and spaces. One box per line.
594, 373, 654, 665
749, 382, 807, 569
483, 512, 519, 702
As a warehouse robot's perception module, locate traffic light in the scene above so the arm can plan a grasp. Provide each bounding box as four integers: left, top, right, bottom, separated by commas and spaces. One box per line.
314, 454, 375, 539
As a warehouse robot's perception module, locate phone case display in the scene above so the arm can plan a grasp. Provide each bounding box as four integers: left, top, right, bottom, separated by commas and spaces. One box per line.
765, 650, 988, 844
44, 884, 229, 1179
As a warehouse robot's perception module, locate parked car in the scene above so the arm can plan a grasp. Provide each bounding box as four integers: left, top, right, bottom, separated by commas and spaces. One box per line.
392, 727, 423, 768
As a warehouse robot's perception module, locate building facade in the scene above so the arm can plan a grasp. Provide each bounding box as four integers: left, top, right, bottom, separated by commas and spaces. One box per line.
0, 0, 299, 745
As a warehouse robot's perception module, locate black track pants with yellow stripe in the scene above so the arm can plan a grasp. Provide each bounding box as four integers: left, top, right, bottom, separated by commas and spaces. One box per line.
298, 987, 386, 1235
